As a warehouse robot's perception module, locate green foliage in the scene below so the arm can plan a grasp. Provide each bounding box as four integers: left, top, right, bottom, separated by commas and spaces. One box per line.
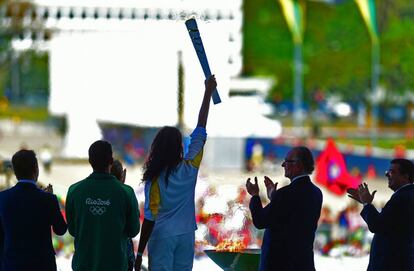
17, 50, 49, 96
243, 0, 414, 102
243, 0, 292, 99
337, 137, 414, 150
0, 67, 7, 96
0, 1, 49, 102
304, 1, 371, 99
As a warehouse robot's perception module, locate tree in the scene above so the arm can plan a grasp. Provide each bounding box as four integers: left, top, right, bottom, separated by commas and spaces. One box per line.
243, 0, 414, 103
0, 0, 49, 103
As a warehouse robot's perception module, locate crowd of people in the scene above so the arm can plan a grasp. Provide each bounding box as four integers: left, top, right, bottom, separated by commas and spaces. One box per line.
101, 127, 148, 166
47, 186, 375, 260
315, 204, 370, 257
1, 74, 414, 271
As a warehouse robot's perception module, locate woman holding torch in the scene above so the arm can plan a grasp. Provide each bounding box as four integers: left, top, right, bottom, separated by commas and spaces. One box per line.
135, 76, 217, 271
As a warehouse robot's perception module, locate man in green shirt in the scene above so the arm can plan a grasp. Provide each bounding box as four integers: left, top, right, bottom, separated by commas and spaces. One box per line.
66, 140, 140, 271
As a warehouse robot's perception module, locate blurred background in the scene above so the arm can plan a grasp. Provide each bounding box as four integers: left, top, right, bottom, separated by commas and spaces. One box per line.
0, 0, 413, 270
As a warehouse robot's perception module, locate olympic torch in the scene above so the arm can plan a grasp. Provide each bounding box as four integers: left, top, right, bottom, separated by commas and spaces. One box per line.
185, 18, 221, 104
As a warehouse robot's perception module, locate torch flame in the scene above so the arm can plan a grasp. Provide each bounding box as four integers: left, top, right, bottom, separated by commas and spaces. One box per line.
215, 239, 247, 252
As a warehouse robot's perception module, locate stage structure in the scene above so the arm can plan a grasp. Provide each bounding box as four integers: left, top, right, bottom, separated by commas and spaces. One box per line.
14, 0, 281, 166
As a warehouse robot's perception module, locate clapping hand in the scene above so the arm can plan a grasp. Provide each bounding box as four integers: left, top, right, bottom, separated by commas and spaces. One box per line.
347, 187, 362, 203
347, 182, 376, 205
43, 184, 53, 194
358, 182, 376, 204
246, 177, 259, 196
264, 176, 278, 200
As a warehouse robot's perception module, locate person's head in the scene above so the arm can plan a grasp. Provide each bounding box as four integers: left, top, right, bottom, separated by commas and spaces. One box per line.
12, 149, 39, 181
385, 158, 414, 191
143, 126, 183, 183
111, 159, 124, 183
88, 140, 113, 173
281, 146, 314, 180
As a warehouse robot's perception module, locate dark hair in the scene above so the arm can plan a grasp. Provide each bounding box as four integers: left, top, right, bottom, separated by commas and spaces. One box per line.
294, 146, 314, 174
88, 140, 113, 172
391, 158, 414, 183
143, 126, 183, 185
12, 149, 38, 180
111, 159, 123, 181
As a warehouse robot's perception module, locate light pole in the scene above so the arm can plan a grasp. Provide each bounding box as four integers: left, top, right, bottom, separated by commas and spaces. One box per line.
355, 0, 380, 144
370, 40, 380, 144
293, 41, 303, 129
278, 0, 306, 134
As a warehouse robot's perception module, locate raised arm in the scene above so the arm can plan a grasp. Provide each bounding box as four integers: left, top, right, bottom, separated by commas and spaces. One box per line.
361, 195, 402, 234
247, 177, 286, 229
197, 75, 217, 128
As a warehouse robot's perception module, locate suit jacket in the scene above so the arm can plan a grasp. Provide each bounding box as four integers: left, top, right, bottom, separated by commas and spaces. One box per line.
0, 182, 67, 271
249, 176, 323, 271
362, 184, 414, 271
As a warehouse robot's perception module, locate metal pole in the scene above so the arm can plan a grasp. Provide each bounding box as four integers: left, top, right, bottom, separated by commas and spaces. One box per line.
293, 42, 303, 132
371, 42, 380, 144
11, 50, 20, 102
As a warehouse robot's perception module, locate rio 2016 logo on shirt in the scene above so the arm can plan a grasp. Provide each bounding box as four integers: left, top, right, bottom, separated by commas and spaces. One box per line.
85, 198, 111, 216
89, 206, 106, 215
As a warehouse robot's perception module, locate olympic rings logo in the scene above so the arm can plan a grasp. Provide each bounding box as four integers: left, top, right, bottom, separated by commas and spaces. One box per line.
89, 206, 106, 215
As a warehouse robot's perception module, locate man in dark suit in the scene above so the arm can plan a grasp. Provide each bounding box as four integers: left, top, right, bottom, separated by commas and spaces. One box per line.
347, 158, 414, 271
0, 149, 67, 271
246, 146, 323, 271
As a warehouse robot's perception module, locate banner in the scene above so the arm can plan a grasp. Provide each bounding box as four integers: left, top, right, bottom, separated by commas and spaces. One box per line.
279, 0, 306, 44
355, 0, 379, 44
316, 139, 361, 195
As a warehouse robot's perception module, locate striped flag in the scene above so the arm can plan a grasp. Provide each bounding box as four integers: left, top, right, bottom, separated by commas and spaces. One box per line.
279, 0, 306, 44
355, 0, 379, 44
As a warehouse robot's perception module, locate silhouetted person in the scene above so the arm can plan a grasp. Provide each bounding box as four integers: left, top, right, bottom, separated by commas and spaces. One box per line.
135, 75, 217, 271
348, 158, 414, 271
0, 150, 67, 271
40, 144, 53, 174
66, 141, 140, 271
110, 159, 135, 271
246, 146, 323, 271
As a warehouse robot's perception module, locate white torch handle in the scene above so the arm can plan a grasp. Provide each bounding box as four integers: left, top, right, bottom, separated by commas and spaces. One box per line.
185, 18, 221, 104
